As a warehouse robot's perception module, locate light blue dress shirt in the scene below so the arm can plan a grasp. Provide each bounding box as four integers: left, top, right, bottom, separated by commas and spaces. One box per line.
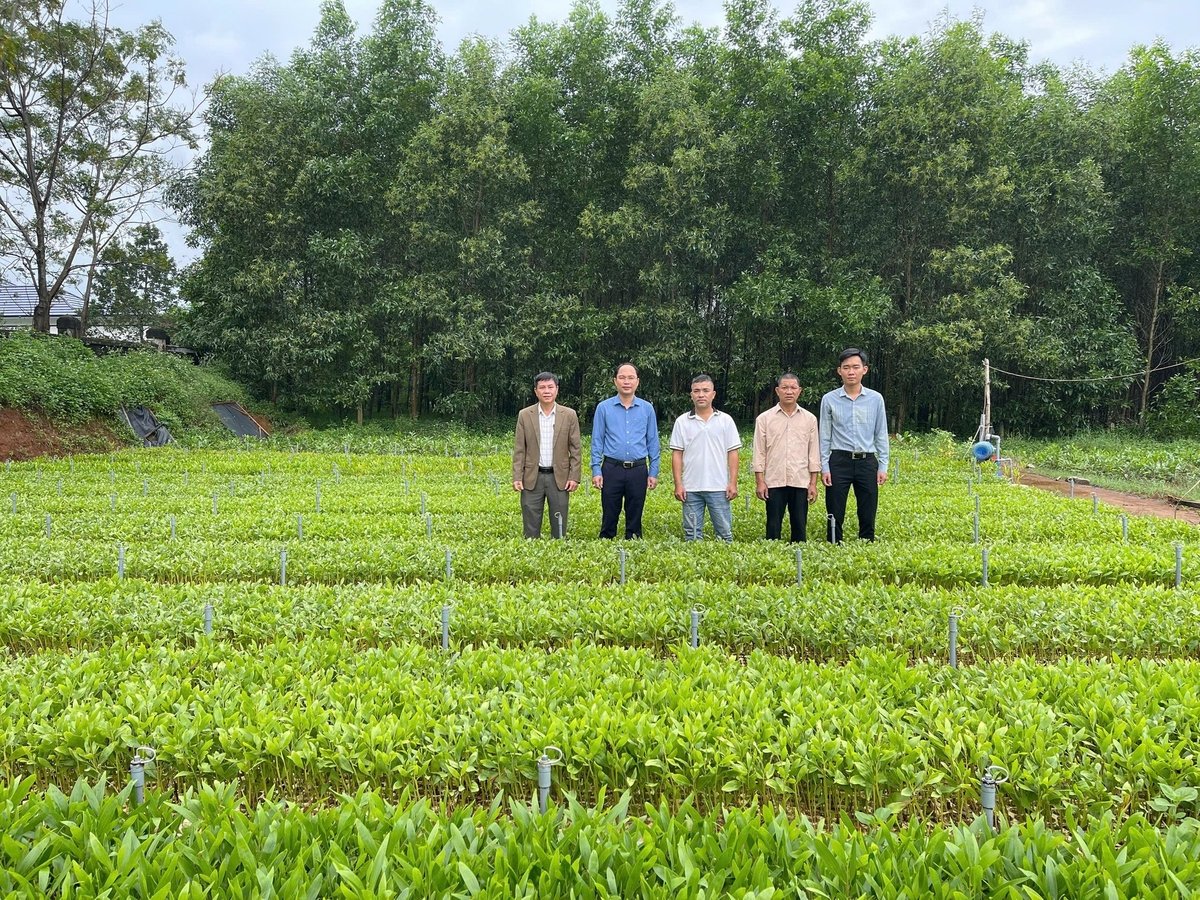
591, 395, 661, 477
818, 386, 889, 474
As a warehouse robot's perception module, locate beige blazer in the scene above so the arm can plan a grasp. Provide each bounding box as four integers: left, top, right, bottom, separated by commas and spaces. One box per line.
512, 404, 582, 491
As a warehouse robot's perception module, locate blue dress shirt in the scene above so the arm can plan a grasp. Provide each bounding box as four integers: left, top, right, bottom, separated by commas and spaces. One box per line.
591, 395, 661, 477
819, 386, 889, 474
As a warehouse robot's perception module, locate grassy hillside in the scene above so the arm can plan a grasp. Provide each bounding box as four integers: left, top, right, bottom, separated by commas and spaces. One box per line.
0, 331, 251, 438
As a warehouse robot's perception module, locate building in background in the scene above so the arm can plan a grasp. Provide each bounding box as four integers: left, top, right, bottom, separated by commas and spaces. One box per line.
0, 283, 83, 333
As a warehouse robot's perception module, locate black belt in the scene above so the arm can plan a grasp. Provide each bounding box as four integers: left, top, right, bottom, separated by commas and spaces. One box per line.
832, 449, 874, 460
538, 466, 555, 473
604, 456, 646, 469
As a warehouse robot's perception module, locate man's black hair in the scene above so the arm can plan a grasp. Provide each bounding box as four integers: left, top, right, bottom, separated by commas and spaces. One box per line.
691, 373, 714, 387
614, 362, 638, 377
776, 372, 801, 387
838, 348, 868, 366
534, 371, 559, 388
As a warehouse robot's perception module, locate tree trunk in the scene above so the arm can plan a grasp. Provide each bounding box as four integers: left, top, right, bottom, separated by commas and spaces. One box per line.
1139, 260, 1164, 422
409, 357, 421, 419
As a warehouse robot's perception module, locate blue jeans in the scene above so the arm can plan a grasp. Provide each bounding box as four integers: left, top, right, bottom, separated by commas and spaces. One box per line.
682, 491, 733, 542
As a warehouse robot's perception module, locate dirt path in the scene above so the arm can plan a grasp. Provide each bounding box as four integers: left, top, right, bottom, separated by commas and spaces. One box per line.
1019, 470, 1200, 525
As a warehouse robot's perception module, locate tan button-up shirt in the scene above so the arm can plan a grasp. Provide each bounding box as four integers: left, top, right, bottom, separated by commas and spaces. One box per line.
752, 404, 820, 488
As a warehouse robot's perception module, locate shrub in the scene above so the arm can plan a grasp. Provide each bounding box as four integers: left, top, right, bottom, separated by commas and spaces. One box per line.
0, 332, 250, 430
1148, 366, 1200, 438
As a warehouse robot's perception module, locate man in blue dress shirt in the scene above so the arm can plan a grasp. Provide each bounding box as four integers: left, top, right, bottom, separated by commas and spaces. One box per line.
591, 362, 660, 538
819, 348, 889, 542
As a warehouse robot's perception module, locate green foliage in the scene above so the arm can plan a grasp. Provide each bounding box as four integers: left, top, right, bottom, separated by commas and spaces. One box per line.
0, 332, 248, 429
2, 781, 1200, 896
2, 440, 1200, 883
0, 333, 117, 422
1148, 365, 1200, 438
91, 224, 178, 327
0, 0, 195, 332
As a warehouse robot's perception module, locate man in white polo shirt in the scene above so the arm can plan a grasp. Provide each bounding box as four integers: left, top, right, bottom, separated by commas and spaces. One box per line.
669, 374, 741, 541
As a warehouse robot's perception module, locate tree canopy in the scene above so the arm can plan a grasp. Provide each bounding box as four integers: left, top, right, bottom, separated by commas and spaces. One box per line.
0, 0, 197, 332
173, 0, 1200, 434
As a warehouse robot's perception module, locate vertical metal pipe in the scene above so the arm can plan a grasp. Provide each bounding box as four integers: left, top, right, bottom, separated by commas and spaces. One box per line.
212, 493, 218, 515
1092, 493, 1098, 514
949, 611, 959, 669
143, 479, 148, 497
536, 747, 562, 814
619, 548, 626, 585
1177, 543, 1184, 589
421, 492, 427, 516
828, 514, 838, 544
445, 550, 453, 582
425, 514, 432, 539
981, 548, 989, 587
555, 511, 564, 539
297, 514, 304, 539
280, 548, 287, 586
537, 754, 552, 814
203, 603, 213, 636
690, 608, 701, 648
1068, 477, 1075, 499
441, 604, 451, 650
795, 548, 803, 586
1121, 514, 1128, 542
169, 514, 176, 540
980, 766, 1007, 831
118, 543, 125, 579
972, 511, 979, 545
44, 514, 51, 538
131, 756, 145, 805
8, 492, 13, 514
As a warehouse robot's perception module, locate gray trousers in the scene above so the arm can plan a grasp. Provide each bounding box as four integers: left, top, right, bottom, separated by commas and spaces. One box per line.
521, 471, 569, 538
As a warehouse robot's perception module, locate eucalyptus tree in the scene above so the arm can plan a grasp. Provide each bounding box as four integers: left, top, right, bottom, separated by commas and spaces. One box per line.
177, 0, 441, 417
842, 19, 1040, 431
387, 37, 540, 418
1094, 42, 1200, 420
0, 0, 197, 332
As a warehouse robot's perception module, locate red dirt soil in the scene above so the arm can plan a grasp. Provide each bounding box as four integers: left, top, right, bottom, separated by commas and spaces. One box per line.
0, 407, 123, 461
1020, 470, 1200, 526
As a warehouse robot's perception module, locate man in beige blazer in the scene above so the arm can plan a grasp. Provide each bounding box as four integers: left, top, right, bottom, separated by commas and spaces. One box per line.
512, 371, 582, 538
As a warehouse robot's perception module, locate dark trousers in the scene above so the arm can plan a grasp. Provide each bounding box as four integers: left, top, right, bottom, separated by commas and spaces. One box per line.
765, 486, 809, 541
825, 452, 878, 542
599, 460, 648, 539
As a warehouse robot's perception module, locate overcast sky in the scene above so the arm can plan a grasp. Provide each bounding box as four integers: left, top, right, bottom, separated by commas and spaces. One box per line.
101, 0, 1200, 262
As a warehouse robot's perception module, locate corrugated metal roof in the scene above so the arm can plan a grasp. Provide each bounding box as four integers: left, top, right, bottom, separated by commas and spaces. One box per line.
0, 282, 83, 318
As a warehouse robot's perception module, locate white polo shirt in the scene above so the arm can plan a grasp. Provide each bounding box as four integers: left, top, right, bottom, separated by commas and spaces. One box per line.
669, 409, 741, 492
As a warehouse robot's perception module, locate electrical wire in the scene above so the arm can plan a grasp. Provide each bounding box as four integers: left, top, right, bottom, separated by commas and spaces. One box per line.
988, 356, 1200, 384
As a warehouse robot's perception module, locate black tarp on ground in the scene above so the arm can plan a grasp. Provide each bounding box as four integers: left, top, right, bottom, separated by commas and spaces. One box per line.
212, 401, 269, 438
121, 406, 173, 446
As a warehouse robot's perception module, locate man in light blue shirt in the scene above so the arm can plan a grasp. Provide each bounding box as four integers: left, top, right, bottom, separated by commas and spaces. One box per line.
591, 362, 660, 538
819, 348, 889, 542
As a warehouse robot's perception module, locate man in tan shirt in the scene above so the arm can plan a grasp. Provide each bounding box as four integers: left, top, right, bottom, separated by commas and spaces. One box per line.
752, 373, 820, 541
513, 372, 582, 538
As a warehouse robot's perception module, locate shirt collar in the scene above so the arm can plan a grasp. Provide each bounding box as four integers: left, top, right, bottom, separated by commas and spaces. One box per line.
610, 394, 642, 408
687, 408, 721, 419
538, 404, 556, 417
